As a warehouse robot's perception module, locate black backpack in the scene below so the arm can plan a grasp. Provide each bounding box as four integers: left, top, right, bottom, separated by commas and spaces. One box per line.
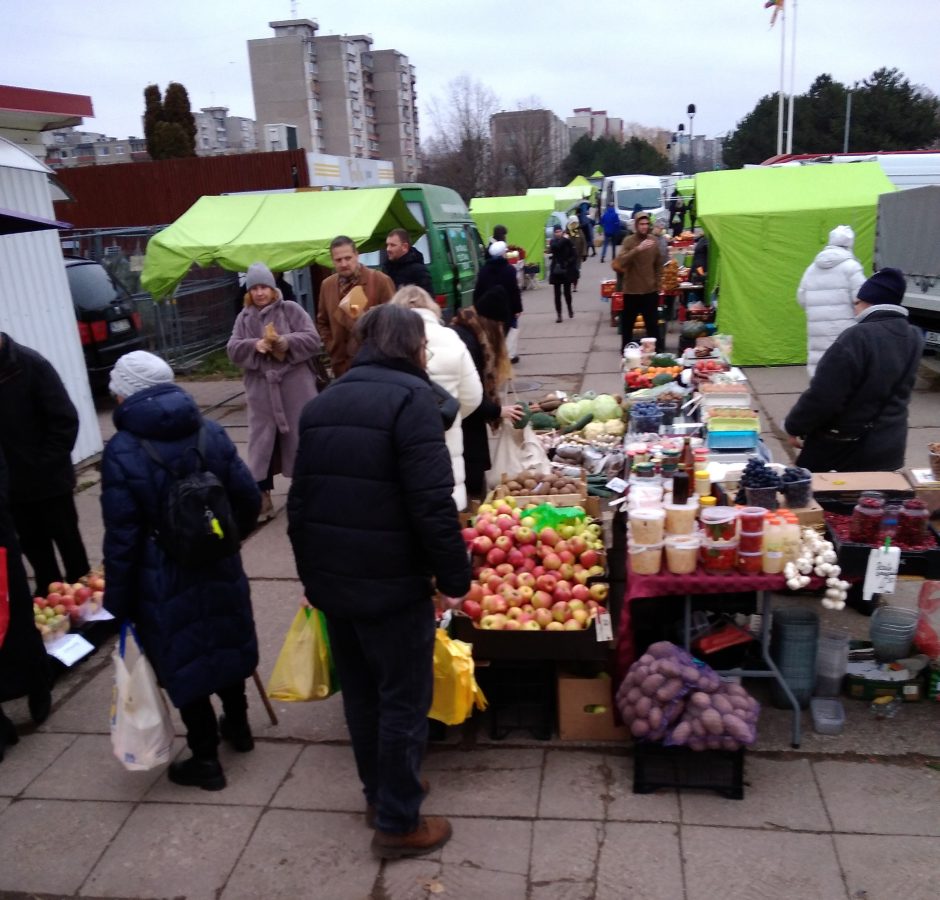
139, 426, 240, 568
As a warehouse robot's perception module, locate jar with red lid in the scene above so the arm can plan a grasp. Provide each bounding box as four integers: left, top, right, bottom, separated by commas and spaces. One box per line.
896, 499, 929, 545
848, 495, 884, 544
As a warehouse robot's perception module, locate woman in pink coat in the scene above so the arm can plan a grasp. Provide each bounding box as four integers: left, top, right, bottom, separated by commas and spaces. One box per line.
227, 263, 321, 520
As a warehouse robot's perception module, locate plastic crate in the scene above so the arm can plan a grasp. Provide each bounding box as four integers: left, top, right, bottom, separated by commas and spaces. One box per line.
633, 742, 745, 799
810, 697, 845, 735
706, 430, 760, 450
476, 660, 555, 741
706, 416, 761, 433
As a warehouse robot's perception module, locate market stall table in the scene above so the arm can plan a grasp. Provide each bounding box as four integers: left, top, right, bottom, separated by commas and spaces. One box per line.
615, 563, 823, 747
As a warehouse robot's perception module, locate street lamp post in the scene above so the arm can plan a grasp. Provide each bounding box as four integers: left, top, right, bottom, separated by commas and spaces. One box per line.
687, 104, 696, 170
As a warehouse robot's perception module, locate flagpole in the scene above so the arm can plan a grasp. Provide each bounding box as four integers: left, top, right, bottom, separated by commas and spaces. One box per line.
785, 0, 798, 153
776, 2, 786, 155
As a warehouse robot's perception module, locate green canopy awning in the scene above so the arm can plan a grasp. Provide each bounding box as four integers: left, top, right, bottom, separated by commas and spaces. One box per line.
696, 162, 895, 366
141, 188, 424, 298
526, 185, 591, 211
469, 194, 554, 276
566, 175, 592, 189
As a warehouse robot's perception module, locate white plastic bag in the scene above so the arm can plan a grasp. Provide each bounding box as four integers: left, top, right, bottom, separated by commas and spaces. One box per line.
110, 624, 174, 771
486, 424, 551, 489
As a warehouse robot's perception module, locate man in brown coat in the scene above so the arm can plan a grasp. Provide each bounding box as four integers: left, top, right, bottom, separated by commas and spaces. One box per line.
612, 213, 663, 354
316, 236, 395, 377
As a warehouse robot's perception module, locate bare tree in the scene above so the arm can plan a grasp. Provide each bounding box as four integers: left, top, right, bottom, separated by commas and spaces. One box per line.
492, 107, 563, 193
422, 75, 499, 200
623, 122, 671, 155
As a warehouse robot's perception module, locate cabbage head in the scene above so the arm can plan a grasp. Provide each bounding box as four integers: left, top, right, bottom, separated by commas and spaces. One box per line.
591, 394, 621, 422
556, 401, 581, 427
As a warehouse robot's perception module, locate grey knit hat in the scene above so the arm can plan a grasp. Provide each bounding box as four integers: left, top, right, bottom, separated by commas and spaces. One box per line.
245, 262, 276, 291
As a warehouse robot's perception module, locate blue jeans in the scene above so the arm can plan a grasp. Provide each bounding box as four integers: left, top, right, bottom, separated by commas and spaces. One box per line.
601, 233, 618, 260
326, 600, 435, 834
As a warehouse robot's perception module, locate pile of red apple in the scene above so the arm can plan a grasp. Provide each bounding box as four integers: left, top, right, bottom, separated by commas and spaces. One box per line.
459, 499, 610, 631
33, 572, 105, 639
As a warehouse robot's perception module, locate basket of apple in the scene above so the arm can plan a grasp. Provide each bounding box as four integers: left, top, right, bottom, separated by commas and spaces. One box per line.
34, 572, 106, 634
458, 497, 610, 633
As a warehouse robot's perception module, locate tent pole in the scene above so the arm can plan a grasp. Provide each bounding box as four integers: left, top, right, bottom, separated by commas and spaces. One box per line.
776, 5, 786, 155
785, 0, 798, 155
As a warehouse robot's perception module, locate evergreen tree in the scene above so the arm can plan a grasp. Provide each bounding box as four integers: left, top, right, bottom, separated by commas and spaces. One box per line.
152, 121, 192, 160
162, 82, 197, 155
143, 84, 163, 155
561, 135, 669, 180
142, 82, 196, 160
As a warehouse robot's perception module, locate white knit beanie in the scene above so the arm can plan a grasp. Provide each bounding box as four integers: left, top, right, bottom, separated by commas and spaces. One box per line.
488, 240, 508, 258
109, 351, 174, 399
828, 225, 855, 249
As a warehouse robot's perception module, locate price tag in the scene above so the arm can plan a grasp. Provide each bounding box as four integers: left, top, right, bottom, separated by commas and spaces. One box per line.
594, 611, 613, 642
82, 606, 115, 623
605, 477, 628, 494
45, 633, 95, 667
863, 545, 900, 602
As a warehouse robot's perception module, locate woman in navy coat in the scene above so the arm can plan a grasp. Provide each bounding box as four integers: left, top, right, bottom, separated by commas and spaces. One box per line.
101, 352, 260, 791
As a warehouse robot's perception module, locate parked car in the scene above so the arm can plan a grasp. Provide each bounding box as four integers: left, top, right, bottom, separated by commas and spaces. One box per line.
64, 256, 144, 391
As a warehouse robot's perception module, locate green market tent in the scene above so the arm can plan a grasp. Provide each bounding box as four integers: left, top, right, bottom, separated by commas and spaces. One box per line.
566, 175, 592, 189
695, 163, 895, 366
141, 188, 424, 298
469, 194, 554, 276
590, 170, 604, 179
676, 177, 695, 197
526, 185, 591, 211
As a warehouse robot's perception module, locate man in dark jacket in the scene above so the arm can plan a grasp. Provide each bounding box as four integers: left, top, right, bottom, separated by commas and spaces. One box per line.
474, 241, 523, 360
101, 351, 261, 791
0, 333, 89, 594
785, 268, 924, 472
600, 203, 621, 263
288, 304, 471, 859
612, 213, 663, 354
382, 229, 433, 294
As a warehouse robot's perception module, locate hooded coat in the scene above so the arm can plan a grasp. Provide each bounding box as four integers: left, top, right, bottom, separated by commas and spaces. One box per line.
287, 345, 471, 619
797, 227, 865, 376
227, 297, 322, 481
784, 306, 924, 472
382, 246, 433, 294
411, 308, 483, 511
613, 219, 662, 295
101, 383, 261, 707
474, 256, 523, 318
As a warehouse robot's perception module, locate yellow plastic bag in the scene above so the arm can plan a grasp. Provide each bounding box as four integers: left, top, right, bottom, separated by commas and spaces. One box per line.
266, 605, 337, 702
428, 629, 487, 725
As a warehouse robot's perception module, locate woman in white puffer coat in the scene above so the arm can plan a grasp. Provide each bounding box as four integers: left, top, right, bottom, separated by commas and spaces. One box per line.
797, 225, 866, 376
392, 287, 483, 511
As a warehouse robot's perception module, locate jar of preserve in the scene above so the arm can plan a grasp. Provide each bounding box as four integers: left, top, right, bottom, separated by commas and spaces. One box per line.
896, 499, 929, 545
849, 495, 885, 544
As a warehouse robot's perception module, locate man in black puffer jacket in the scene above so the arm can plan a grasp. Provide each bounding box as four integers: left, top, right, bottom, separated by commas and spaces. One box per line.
288, 304, 470, 860
382, 228, 433, 294
785, 268, 924, 472
101, 352, 261, 791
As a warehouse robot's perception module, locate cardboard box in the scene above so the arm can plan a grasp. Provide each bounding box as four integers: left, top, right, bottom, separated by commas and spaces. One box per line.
789, 500, 824, 529
812, 471, 914, 509
450, 613, 613, 662
557, 670, 629, 741
906, 468, 940, 515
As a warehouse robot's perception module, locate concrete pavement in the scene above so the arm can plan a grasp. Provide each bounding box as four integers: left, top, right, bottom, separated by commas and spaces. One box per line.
1, 255, 939, 899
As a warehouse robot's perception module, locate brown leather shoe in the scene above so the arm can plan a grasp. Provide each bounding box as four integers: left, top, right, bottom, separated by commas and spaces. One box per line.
365, 778, 429, 828
371, 816, 452, 859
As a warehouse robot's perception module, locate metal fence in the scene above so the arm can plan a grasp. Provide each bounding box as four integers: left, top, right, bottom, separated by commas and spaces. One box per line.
61, 226, 240, 370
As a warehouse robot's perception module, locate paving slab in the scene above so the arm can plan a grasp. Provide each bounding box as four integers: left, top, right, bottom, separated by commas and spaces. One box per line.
681, 825, 846, 900
814, 760, 940, 835
376, 857, 449, 900
74, 487, 105, 570
23, 733, 165, 801
269, 743, 363, 812
679, 757, 829, 831
145, 740, 302, 806
529, 818, 602, 899
591, 331, 623, 353
582, 373, 630, 396
514, 352, 589, 376
40, 664, 125, 735
238, 515, 297, 581
524, 321, 599, 340
537, 749, 612, 820
83, 802, 260, 900
585, 350, 625, 374
0, 799, 132, 896
834, 833, 940, 900
521, 334, 595, 354
604, 755, 680, 823
0, 798, 8, 815
595, 822, 684, 900
421, 747, 543, 818
756, 392, 803, 431
741, 365, 810, 395
0, 731, 74, 796
221, 808, 379, 900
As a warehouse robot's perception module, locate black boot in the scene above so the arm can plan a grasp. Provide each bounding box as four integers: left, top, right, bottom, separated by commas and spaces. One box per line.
567, 304, 574, 319
28, 659, 54, 725
0, 710, 19, 763
219, 715, 254, 753
168, 755, 226, 791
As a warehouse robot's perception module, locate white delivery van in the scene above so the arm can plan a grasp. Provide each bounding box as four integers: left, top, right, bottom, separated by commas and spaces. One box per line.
601, 174, 667, 228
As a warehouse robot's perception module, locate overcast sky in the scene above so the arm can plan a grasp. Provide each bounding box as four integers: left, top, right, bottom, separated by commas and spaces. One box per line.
3, 0, 938, 145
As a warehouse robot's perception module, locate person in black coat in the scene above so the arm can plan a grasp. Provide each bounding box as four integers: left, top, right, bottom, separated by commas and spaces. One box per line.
101, 351, 261, 791
0, 443, 53, 760
0, 333, 89, 594
287, 304, 471, 859
548, 226, 577, 322
784, 268, 924, 472
474, 241, 523, 328
382, 228, 433, 294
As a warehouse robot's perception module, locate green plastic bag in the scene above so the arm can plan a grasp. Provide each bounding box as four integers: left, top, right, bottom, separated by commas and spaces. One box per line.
526, 503, 586, 532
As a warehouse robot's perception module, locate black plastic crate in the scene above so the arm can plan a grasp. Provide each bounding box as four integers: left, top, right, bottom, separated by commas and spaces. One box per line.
476, 660, 555, 741
633, 741, 745, 799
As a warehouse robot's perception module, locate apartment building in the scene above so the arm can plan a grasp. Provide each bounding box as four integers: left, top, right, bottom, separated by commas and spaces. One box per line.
491, 108, 570, 193
43, 129, 149, 168
566, 108, 624, 143
248, 19, 324, 153
372, 49, 419, 182
248, 19, 420, 181
194, 107, 258, 156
